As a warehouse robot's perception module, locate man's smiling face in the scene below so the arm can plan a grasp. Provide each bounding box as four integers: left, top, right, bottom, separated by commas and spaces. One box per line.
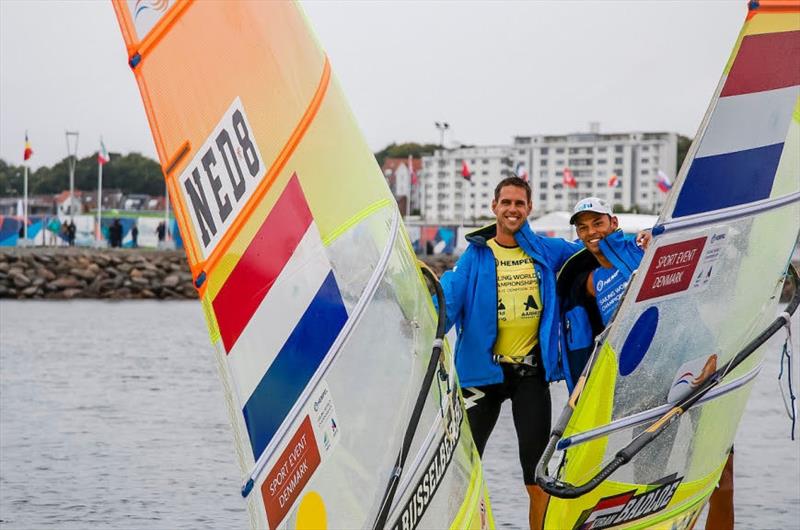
574, 211, 618, 254
492, 185, 532, 237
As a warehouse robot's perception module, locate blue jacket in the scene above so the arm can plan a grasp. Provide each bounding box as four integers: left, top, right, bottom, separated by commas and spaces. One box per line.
558, 229, 644, 391
437, 222, 582, 388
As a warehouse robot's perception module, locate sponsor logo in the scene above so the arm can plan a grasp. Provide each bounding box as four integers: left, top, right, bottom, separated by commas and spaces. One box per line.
595, 269, 621, 293
392, 390, 464, 530
262, 417, 321, 529
178, 97, 265, 258
133, 0, 169, 20
573, 477, 682, 530
636, 237, 705, 302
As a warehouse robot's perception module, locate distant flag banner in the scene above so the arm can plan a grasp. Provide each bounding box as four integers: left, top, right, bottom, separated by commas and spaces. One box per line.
98, 139, 110, 165
656, 169, 672, 193
608, 173, 620, 188
23, 133, 33, 161
212, 174, 348, 461
408, 155, 418, 185
515, 161, 529, 181
563, 167, 577, 188
461, 160, 472, 182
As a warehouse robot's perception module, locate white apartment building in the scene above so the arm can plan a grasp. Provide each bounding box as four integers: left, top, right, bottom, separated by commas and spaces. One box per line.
512, 131, 678, 215
420, 146, 514, 223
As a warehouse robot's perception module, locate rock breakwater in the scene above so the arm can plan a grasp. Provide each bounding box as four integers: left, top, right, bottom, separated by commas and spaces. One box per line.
0, 248, 459, 300
0, 248, 196, 300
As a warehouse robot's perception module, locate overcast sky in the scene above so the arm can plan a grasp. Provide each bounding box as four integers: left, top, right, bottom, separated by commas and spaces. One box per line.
1, 1, 745, 170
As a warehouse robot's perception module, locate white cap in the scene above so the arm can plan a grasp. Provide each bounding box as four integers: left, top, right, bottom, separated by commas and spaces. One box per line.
570, 197, 613, 224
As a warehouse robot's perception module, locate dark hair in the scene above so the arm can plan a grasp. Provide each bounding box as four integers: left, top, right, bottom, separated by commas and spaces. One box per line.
494, 176, 531, 202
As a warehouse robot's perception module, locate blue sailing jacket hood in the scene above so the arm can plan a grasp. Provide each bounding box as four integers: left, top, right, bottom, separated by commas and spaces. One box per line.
436, 221, 582, 387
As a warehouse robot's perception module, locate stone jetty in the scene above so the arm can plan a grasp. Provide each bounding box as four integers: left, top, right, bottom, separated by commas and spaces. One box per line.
0, 248, 196, 300
0, 248, 458, 300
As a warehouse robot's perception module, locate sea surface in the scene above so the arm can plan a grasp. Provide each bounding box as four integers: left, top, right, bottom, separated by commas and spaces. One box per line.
0, 301, 798, 529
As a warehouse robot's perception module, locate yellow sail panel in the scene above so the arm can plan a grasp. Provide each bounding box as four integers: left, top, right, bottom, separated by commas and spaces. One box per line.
541, 2, 800, 528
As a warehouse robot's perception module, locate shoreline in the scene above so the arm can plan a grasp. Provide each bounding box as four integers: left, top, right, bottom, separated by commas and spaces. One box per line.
0, 248, 458, 300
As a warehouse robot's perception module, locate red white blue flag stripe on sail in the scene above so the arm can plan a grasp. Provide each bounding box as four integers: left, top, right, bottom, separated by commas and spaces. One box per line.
213, 174, 348, 461
673, 29, 800, 218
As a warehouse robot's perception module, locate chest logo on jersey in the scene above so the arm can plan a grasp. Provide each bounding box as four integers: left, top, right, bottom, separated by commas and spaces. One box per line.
178, 97, 265, 258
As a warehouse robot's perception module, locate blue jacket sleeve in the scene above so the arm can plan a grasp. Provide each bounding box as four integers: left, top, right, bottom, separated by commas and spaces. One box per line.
435, 247, 474, 332
548, 238, 584, 271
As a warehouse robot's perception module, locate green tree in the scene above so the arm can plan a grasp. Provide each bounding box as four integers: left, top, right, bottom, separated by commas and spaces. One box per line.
0, 153, 164, 197
374, 142, 440, 167
676, 134, 692, 174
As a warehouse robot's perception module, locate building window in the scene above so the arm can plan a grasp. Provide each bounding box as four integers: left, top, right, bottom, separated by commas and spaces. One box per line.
539, 193, 547, 201
541, 182, 549, 189
615, 146, 623, 153
598, 146, 607, 153
518, 149, 526, 155
554, 193, 563, 199
556, 159, 565, 166
540, 169, 548, 177
540, 148, 549, 155
642, 169, 650, 175
597, 159, 607, 165
614, 192, 622, 199
641, 157, 650, 164
481, 192, 489, 198
482, 159, 489, 164
642, 145, 649, 151
641, 181, 650, 187
614, 157, 623, 164
556, 148, 565, 154
540, 159, 548, 165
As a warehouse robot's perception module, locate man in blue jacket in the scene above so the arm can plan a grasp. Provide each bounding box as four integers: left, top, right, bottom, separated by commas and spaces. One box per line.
438, 176, 581, 529
557, 197, 647, 390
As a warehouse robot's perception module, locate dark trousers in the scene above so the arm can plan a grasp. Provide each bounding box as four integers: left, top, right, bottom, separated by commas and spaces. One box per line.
463, 363, 551, 485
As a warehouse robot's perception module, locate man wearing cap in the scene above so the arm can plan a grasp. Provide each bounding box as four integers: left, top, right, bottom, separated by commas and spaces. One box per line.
557, 197, 648, 389
436, 176, 581, 529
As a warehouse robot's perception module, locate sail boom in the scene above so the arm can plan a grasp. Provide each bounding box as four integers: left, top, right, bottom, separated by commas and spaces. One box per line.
558, 364, 761, 450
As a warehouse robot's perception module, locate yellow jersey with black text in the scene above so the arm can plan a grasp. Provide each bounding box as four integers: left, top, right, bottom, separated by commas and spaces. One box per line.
486, 238, 542, 361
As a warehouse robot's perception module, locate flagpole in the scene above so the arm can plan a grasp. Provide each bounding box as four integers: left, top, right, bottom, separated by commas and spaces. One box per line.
23, 164, 28, 242
164, 179, 170, 247
97, 157, 103, 243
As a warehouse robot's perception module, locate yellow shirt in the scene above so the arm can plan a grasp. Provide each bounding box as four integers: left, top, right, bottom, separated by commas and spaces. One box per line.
487, 238, 542, 361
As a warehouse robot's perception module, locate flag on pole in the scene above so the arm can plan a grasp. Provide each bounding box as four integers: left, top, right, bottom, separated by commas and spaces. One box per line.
23, 132, 33, 161
608, 173, 620, 188
563, 167, 577, 188
656, 169, 672, 193
515, 161, 529, 181
408, 155, 418, 185
98, 139, 110, 165
461, 160, 472, 182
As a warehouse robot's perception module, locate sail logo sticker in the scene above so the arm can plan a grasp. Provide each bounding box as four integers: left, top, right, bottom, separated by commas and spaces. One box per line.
126, 0, 173, 41
572, 477, 682, 530
261, 382, 340, 529
636, 237, 706, 302
392, 389, 464, 530
179, 97, 265, 258
262, 416, 321, 529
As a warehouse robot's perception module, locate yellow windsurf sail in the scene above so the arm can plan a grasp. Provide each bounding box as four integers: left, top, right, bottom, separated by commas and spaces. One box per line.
537, 2, 800, 529
111, 1, 493, 529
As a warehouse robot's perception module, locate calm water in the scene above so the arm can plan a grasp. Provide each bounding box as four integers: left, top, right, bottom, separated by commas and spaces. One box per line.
1, 301, 798, 529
